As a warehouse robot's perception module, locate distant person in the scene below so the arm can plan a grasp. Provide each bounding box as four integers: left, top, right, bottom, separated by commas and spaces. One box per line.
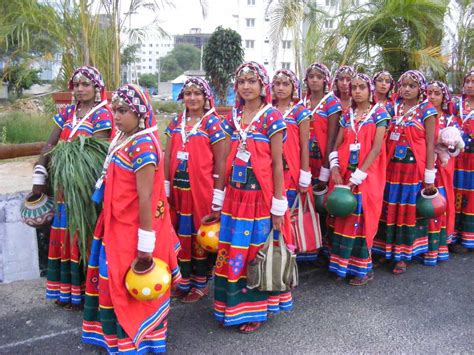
164, 77, 226, 302
82, 84, 181, 353
328, 73, 389, 285
452, 70, 474, 253
373, 70, 395, 116
372, 70, 438, 274
214, 61, 292, 333
32, 66, 113, 310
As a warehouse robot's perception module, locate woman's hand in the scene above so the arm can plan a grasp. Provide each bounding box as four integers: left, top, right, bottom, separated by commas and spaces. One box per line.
32, 184, 45, 195
298, 185, 309, 194
331, 167, 343, 185
271, 214, 283, 231
423, 183, 436, 195
132, 251, 154, 273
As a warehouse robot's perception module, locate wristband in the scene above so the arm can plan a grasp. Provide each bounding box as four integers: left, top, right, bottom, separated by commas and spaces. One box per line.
212, 188, 225, 210
329, 151, 340, 170
270, 196, 288, 216
349, 168, 368, 186
164, 180, 170, 198
137, 228, 156, 253
32, 173, 46, 185
424, 168, 437, 184
318, 167, 330, 182
299, 169, 312, 187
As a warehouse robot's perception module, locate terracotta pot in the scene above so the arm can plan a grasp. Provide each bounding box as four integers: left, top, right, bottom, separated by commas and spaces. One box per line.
0, 142, 45, 159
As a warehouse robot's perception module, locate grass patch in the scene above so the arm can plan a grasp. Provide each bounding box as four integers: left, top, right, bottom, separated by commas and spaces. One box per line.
152, 100, 183, 114
0, 112, 54, 144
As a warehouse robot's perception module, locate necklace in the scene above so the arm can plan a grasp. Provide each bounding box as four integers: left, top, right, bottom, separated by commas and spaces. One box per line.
242, 104, 263, 125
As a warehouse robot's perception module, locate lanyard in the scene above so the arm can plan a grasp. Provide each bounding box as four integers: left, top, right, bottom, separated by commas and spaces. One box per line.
233, 104, 272, 149
306, 91, 334, 117
179, 107, 216, 148
68, 100, 108, 141
94, 126, 158, 189
349, 104, 380, 142
394, 101, 424, 127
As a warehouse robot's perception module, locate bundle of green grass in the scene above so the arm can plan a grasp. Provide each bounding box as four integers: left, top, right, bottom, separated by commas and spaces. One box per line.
48, 136, 109, 265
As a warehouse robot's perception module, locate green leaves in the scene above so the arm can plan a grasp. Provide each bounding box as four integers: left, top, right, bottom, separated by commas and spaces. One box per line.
49, 136, 109, 268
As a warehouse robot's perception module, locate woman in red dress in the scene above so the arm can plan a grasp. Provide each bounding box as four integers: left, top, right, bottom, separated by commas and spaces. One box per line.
82, 84, 181, 353
333, 65, 356, 114
373, 70, 395, 116
164, 77, 226, 302
32, 66, 113, 310
329, 73, 389, 285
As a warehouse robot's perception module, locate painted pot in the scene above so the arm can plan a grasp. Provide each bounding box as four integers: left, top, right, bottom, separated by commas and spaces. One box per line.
196, 214, 220, 253
326, 185, 357, 217
20, 192, 55, 228
416, 188, 447, 219
125, 257, 171, 302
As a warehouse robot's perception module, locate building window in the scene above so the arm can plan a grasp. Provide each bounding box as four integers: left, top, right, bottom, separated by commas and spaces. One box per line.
247, 0, 255, 5
324, 19, 334, 29
325, 0, 337, 6
142, 58, 146, 62
264, 38, 269, 44
149, 66, 152, 69
282, 40, 291, 49
245, 40, 255, 49
246, 18, 255, 27
281, 62, 291, 69
149, 58, 152, 61
353, 0, 359, 5
264, 61, 269, 65
137, 65, 141, 70
265, 16, 270, 21
149, 44, 153, 47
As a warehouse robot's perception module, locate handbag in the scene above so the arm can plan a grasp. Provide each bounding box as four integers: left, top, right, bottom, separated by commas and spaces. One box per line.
247, 229, 298, 292
290, 193, 322, 253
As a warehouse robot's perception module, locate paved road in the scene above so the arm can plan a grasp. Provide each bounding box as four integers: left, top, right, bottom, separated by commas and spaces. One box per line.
1, 254, 473, 354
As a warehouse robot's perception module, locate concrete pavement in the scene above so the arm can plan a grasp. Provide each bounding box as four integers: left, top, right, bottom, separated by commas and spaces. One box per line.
0, 253, 473, 354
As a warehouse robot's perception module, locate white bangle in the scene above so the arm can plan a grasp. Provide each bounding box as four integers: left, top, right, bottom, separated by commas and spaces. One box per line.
329, 151, 340, 170
212, 188, 225, 207
424, 168, 437, 184
137, 228, 156, 253
349, 168, 368, 186
34, 165, 48, 177
318, 167, 330, 182
164, 180, 170, 198
270, 196, 288, 216
32, 173, 46, 185
299, 169, 312, 187
329, 151, 339, 161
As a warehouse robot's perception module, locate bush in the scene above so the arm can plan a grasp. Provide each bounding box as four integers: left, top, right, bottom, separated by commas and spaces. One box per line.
0, 112, 54, 144
152, 100, 183, 114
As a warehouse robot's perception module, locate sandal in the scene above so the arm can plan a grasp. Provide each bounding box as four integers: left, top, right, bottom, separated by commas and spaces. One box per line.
239, 322, 262, 334
349, 270, 374, 286
181, 287, 208, 303
171, 287, 188, 299
392, 261, 407, 275
449, 243, 468, 254
372, 256, 387, 269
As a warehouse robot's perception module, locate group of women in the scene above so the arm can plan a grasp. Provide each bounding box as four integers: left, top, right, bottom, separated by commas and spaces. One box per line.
31, 62, 473, 353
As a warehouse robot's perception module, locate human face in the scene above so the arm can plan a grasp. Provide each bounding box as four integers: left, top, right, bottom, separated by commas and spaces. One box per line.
351, 78, 370, 105
273, 76, 293, 101
337, 74, 352, 95
183, 85, 205, 113
400, 76, 420, 101
73, 77, 95, 103
112, 103, 139, 134
375, 75, 391, 96
427, 84, 443, 109
306, 69, 325, 93
237, 72, 262, 102
464, 75, 474, 97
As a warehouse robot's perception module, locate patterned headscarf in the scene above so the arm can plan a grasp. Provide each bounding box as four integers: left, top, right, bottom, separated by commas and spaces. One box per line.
373, 70, 395, 99
304, 63, 332, 98
177, 76, 216, 111
68, 66, 106, 102
428, 80, 452, 114
112, 83, 156, 132
333, 65, 356, 98
462, 70, 474, 98
234, 61, 272, 106
397, 69, 427, 101
350, 73, 375, 109
272, 69, 301, 100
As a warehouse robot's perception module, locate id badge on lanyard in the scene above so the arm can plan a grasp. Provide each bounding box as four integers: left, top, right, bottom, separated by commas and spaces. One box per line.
231, 151, 250, 184
177, 150, 189, 171
349, 142, 360, 165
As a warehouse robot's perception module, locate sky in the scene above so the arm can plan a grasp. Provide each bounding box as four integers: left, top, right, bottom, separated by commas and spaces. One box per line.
128, 0, 236, 38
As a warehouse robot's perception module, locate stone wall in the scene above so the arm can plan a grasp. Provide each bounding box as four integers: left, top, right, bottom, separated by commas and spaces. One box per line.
0, 191, 40, 283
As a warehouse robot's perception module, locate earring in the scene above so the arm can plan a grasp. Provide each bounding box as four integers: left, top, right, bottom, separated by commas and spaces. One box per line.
204, 99, 210, 110
139, 117, 145, 129
95, 88, 101, 102
260, 86, 266, 97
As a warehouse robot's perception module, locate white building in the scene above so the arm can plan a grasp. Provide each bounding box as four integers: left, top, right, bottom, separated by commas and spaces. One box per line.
131, 35, 175, 81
